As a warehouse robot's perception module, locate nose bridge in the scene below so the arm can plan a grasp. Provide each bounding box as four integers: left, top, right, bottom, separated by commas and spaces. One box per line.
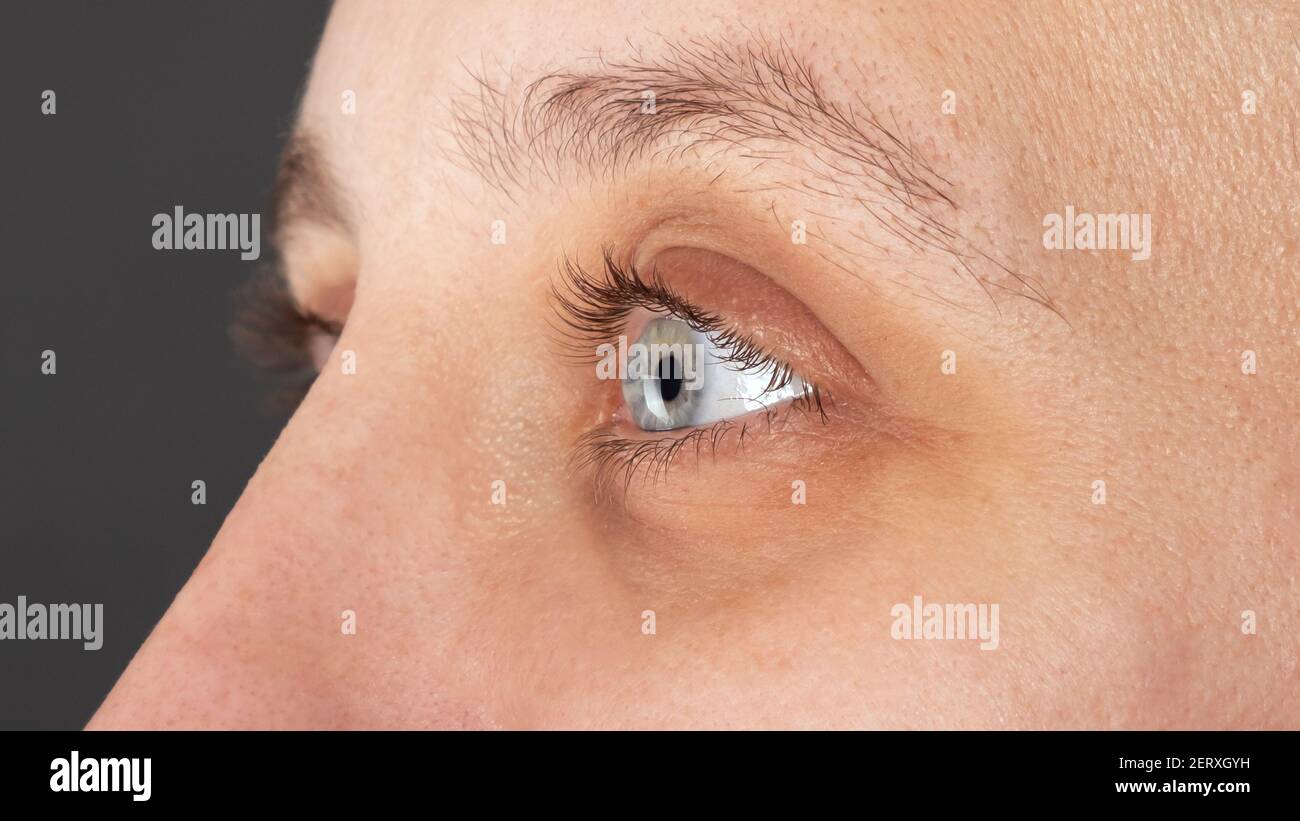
87, 390, 496, 728
88, 252, 558, 728
343, 259, 522, 514
345, 239, 565, 514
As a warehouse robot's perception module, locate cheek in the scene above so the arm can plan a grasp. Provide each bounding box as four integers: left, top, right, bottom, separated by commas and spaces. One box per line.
1265, 441, 1300, 556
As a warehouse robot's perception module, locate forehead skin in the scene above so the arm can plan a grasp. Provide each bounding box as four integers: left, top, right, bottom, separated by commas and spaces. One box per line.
90, 0, 1297, 728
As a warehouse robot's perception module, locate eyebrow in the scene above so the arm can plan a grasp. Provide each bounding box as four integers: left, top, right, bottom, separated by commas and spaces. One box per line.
267, 131, 351, 247
442, 36, 1061, 319
448, 37, 963, 250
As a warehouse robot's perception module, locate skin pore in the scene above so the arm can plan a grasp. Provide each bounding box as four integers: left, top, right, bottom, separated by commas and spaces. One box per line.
89, 0, 1298, 729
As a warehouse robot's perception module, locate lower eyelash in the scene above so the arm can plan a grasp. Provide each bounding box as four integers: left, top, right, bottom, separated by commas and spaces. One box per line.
572, 389, 833, 501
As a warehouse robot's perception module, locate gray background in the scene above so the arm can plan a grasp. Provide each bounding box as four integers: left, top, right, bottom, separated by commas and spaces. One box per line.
1, 1, 331, 729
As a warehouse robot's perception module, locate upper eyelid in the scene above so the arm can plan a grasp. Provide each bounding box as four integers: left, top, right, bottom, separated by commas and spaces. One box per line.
551, 246, 871, 408
550, 249, 794, 381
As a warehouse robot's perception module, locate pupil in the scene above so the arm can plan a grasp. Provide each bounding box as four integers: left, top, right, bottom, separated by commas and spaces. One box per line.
657, 353, 683, 403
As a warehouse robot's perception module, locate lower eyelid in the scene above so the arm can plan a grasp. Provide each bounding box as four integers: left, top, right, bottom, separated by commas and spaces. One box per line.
574, 421, 743, 501
576, 390, 836, 499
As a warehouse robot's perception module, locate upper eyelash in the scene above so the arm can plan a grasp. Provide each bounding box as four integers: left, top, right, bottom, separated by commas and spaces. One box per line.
550, 248, 816, 398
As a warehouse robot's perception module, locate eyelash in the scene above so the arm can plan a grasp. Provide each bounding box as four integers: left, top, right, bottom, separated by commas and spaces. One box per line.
230, 263, 340, 414
552, 249, 831, 497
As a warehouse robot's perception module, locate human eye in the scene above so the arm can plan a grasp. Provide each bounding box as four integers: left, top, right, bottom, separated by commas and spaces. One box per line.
617, 314, 813, 432
230, 264, 343, 414
552, 248, 842, 497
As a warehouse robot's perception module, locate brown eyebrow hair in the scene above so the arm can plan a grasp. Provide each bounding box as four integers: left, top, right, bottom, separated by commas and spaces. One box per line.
448, 36, 956, 240
444, 35, 1062, 320
268, 130, 352, 247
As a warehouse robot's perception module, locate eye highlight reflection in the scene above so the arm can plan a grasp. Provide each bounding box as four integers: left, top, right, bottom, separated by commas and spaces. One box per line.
621, 316, 809, 431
